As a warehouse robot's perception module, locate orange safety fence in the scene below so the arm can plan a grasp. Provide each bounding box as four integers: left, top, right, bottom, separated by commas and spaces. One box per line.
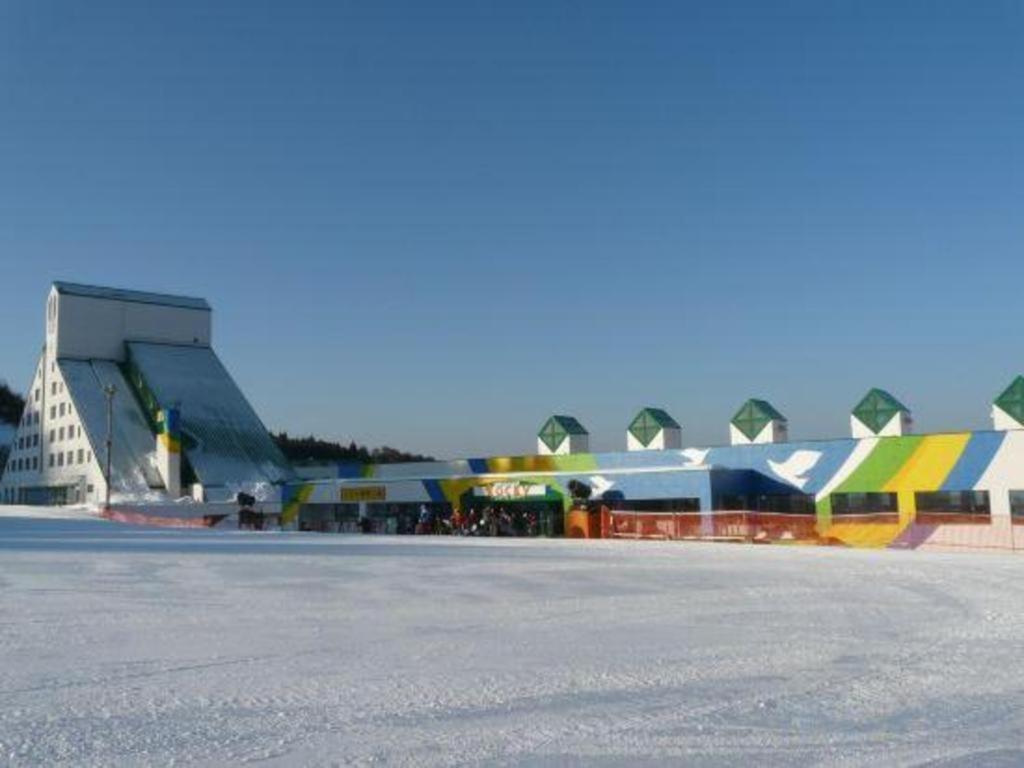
101, 507, 229, 528
604, 509, 819, 543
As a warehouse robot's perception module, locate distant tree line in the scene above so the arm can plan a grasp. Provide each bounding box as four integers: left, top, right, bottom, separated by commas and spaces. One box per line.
0, 380, 432, 474
272, 432, 434, 465
0, 381, 26, 477
0, 381, 25, 427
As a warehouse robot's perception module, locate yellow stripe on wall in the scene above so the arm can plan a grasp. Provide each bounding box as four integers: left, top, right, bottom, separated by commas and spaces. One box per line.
883, 433, 970, 525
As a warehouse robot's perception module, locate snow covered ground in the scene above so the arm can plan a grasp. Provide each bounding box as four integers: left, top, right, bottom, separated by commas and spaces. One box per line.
2, 509, 1024, 767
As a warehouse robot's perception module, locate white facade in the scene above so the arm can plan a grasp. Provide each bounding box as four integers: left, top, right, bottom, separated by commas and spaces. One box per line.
2, 282, 292, 507
0, 353, 106, 505
2, 284, 208, 505
851, 411, 913, 438
626, 427, 682, 451
729, 420, 788, 446
47, 284, 211, 362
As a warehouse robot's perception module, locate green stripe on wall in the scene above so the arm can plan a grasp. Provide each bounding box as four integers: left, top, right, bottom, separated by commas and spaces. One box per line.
834, 436, 923, 493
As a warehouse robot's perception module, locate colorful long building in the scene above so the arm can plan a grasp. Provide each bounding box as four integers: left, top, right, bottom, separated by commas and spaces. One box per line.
5, 282, 1024, 552
286, 391, 1024, 551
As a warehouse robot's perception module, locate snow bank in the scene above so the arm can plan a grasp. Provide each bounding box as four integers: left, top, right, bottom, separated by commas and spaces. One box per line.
0, 503, 101, 520
2, 521, 1024, 766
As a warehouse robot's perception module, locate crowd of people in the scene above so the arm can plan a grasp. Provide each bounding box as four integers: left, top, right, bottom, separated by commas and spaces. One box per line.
413, 504, 542, 537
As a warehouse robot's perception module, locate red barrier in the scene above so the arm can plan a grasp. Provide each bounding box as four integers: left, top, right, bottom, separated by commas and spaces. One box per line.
607, 510, 819, 543
101, 507, 228, 528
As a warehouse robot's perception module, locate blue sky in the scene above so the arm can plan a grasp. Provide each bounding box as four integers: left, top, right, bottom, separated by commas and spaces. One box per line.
1, 1, 1022, 458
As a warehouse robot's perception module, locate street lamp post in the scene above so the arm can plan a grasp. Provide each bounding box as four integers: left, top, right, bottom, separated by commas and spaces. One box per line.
103, 383, 116, 511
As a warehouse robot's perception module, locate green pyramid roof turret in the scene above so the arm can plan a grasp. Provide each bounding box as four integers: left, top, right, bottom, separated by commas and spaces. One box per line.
628, 407, 680, 447
731, 399, 785, 441
852, 388, 909, 434
538, 415, 588, 452
994, 376, 1024, 427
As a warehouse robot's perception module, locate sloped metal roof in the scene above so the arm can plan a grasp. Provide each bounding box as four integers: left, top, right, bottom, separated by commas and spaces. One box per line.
126, 342, 293, 489
53, 281, 210, 312
60, 359, 164, 497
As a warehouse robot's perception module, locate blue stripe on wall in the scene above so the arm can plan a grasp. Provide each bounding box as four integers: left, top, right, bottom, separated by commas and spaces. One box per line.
941, 431, 1006, 491
422, 479, 447, 503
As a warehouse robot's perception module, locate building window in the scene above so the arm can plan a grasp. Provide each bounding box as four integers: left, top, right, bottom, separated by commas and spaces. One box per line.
49, 429, 55, 442
57, 453, 63, 467
915, 491, 991, 524
606, 497, 701, 512
50, 406, 56, 419
67, 451, 74, 465
34, 388, 39, 402
830, 492, 899, 516
32, 434, 38, 447
77, 449, 84, 464
1010, 492, 1024, 520
719, 494, 816, 514
49, 454, 54, 468
87, 451, 92, 463
59, 427, 65, 441
32, 457, 38, 470
59, 402, 65, 417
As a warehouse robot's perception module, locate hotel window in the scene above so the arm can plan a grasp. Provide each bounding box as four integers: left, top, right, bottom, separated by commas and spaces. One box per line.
77, 449, 84, 464
33, 434, 38, 447
830, 492, 899, 516
51, 382, 56, 395
34, 388, 39, 402
604, 497, 701, 512
59, 427, 65, 441
87, 451, 92, 463
915, 491, 991, 522
49, 454, 54, 468
748, 494, 816, 515
67, 451, 74, 465
1009, 492, 1024, 520
57, 453, 64, 467
32, 457, 38, 470
49, 429, 55, 442
50, 406, 56, 419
